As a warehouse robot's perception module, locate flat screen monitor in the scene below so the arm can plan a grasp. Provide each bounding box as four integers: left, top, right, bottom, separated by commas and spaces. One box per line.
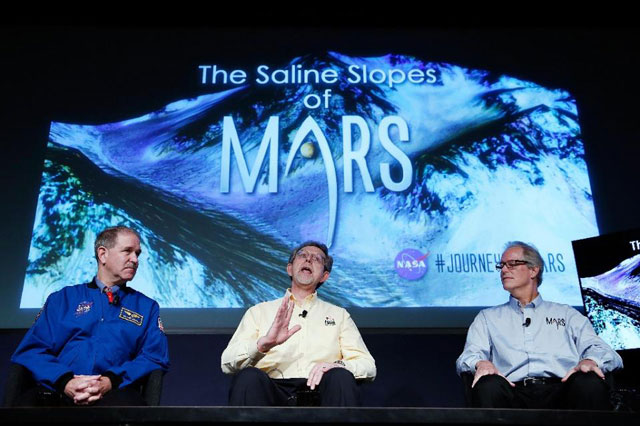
19, 52, 599, 328
573, 229, 640, 351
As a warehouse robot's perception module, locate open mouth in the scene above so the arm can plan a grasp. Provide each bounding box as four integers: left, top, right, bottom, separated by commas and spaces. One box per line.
300, 266, 312, 274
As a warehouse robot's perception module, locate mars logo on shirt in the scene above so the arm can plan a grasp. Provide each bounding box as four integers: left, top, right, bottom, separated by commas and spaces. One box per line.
546, 317, 566, 329
325, 316, 336, 326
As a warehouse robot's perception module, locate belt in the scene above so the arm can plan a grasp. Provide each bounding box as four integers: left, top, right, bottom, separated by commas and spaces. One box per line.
515, 377, 562, 387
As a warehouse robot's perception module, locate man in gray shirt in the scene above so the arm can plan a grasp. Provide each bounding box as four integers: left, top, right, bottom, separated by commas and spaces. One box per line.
456, 241, 622, 409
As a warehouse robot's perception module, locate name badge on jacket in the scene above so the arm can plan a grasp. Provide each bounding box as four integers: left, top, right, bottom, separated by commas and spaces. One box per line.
119, 307, 144, 326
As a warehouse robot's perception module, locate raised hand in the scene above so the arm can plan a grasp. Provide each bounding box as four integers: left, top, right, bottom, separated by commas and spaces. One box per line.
257, 296, 302, 353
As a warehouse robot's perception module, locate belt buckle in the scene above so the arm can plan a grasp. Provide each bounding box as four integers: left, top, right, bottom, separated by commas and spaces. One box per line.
523, 377, 540, 387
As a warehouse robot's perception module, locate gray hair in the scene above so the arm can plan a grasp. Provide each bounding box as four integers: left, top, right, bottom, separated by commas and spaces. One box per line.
94, 226, 140, 262
504, 241, 544, 286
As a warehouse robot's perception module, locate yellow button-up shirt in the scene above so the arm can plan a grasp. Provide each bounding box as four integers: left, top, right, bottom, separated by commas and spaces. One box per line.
221, 290, 376, 380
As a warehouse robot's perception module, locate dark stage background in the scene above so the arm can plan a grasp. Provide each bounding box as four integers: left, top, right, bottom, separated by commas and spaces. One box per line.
0, 330, 469, 407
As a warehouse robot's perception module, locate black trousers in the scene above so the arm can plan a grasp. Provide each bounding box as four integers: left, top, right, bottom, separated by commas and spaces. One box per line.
15, 384, 147, 407
471, 372, 612, 410
228, 367, 361, 406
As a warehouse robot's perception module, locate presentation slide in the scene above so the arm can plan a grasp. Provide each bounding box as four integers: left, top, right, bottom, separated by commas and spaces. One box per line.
20, 51, 597, 319
573, 230, 640, 350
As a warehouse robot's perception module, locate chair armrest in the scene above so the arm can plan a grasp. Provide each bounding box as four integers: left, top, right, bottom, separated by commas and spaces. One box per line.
142, 369, 165, 406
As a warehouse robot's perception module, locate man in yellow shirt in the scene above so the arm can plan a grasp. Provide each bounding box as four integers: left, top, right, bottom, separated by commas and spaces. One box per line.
221, 241, 376, 406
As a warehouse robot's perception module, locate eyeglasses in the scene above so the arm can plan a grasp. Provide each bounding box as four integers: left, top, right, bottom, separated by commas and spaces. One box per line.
495, 260, 530, 270
295, 250, 325, 265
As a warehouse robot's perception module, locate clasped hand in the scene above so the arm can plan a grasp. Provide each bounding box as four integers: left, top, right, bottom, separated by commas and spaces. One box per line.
64, 375, 112, 405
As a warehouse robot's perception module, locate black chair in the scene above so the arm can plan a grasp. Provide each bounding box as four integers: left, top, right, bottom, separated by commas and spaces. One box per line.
3, 363, 164, 407
3, 363, 32, 407
141, 368, 164, 406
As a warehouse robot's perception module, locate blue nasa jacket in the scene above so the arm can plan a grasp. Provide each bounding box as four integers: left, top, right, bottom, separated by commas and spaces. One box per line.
12, 280, 169, 391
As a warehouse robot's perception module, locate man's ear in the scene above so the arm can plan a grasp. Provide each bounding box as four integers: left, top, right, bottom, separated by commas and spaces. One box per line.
529, 266, 540, 281
319, 271, 330, 284
97, 246, 108, 265
286, 263, 293, 278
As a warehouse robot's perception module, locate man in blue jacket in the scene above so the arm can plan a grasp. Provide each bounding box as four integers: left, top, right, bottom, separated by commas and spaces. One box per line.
12, 226, 169, 406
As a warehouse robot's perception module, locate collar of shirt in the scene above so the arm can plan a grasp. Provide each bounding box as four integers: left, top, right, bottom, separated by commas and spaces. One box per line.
508, 293, 543, 313
286, 288, 317, 309
95, 277, 120, 294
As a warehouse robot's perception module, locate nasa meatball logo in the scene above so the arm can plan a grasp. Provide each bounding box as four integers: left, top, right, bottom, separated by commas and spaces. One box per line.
394, 249, 429, 280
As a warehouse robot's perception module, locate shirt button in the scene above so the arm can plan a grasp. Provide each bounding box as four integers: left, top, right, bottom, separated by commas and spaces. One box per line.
100, 318, 104, 322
